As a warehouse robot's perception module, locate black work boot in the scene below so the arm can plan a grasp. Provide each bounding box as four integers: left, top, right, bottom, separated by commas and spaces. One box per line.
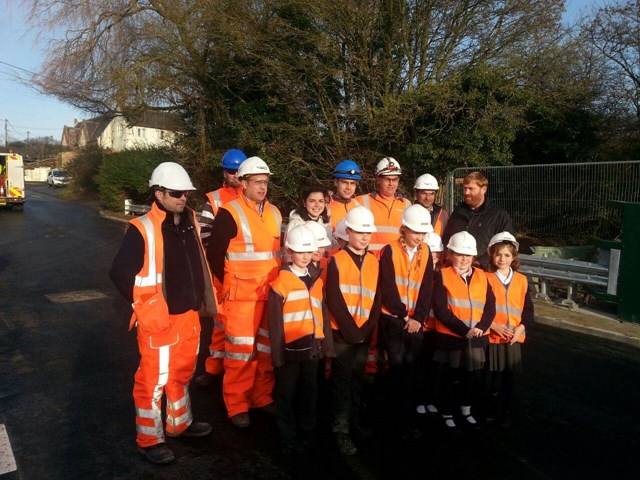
166, 421, 212, 438
137, 443, 175, 464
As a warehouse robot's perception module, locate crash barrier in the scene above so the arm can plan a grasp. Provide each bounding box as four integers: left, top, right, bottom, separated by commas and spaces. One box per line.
124, 199, 150, 215
445, 161, 640, 244
517, 201, 639, 323
519, 251, 619, 311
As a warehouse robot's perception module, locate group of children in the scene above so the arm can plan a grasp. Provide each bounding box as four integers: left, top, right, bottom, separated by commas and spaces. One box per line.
266, 202, 533, 455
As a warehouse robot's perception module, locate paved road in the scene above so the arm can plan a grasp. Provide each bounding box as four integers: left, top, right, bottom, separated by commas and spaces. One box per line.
1, 184, 639, 479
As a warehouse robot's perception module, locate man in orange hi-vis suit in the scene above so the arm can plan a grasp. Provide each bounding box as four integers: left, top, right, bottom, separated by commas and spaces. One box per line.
110, 162, 219, 464
206, 156, 282, 428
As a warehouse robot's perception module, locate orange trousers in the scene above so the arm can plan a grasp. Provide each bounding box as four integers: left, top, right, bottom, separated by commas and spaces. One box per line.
204, 313, 226, 375
133, 310, 200, 447
222, 300, 274, 417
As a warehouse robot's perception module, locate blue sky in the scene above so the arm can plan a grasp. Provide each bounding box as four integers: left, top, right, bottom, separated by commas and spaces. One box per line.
0, 0, 608, 145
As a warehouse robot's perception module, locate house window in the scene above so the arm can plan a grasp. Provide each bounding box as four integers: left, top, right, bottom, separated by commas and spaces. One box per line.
160, 131, 165, 139
137, 128, 141, 137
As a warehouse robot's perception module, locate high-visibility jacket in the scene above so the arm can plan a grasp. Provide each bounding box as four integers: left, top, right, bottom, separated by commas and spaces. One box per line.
381, 239, 430, 318
436, 267, 488, 339
129, 203, 218, 334
270, 270, 325, 345
329, 249, 379, 329
328, 197, 360, 229
207, 185, 243, 217
487, 271, 527, 344
432, 208, 449, 237
222, 196, 282, 302
356, 192, 410, 253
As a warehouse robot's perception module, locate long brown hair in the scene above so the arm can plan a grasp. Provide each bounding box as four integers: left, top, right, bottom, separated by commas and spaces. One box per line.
487, 242, 520, 272
292, 184, 330, 223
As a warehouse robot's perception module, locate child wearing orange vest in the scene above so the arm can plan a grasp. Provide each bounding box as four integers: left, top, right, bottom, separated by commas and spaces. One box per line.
485, 232, 533, 428
378, 205, 434, 438
432, 231, 496, 430
326, 206, 381, 455
268, 225, 334, 454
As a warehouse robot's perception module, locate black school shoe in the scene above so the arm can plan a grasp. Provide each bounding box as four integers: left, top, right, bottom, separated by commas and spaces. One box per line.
138, 443, 175, 464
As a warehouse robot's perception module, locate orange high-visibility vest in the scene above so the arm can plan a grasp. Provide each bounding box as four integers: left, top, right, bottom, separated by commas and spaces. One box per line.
328, 197, 360, 229
356, 193, 410, 254
206, 185, 243, 217
129, 203, 218, 331
222, 196, 282, 302
486, 271, 527, 344
381, 239, 430, 318
432, 208, 449, 237
436, 267, 488, 339
270, 270, 325, 345
329, 249, 379, 329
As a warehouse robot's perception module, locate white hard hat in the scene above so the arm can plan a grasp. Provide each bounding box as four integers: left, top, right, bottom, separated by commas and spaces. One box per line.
304, 221, 332, 248
375, 157, 402, 176
285, 225, 318, 253
237, 156, 272, 178
334, 218, 349, 242
447, 231, 477, 256
401, 204, 433, 233
344, 206, 376, 233
149, 162, 196, 190
425, 232, 444, 252
487, 231, 519, 254
414, 173, 439, 190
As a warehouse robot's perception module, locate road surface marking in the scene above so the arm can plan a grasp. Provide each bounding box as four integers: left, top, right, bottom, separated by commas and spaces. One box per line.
0, 424, 17, 475
45, 290, 108, 303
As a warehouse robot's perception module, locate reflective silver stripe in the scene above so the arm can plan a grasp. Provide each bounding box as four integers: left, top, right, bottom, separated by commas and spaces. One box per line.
339, 285, 376, 299
368, 243, 386, 251
169, 409, 192, 428
200, 231, 212, 239
310, 297, 323, 310
448, 298, 484, 310
496, 305, 522, 317
395, 276, 409, 287
212, 191, 222, 208
168, 394, 188, 411
347, 305, 371, 318
283, 310, 313, 323
134, 215, 163, 287
209, 349, 225, 358
287, 290, 310, 302
136, 424, 164, 437
429, 308, 434, 317
201, 209, 215, 220
213, 319, 224, 330
226, 351, 255, 361
376, 226, 399, 233
227, 200, 254, 252
226, 251, 275, 261
257, 327, 269, 337
226, 335, 254, 345
267, 203, 282, 227
135, 407, 156, 419
361, 195, 370, 209
257, 343, 271, 354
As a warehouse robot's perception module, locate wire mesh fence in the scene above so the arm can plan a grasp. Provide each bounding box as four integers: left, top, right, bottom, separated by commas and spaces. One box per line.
445, 161, 640, 246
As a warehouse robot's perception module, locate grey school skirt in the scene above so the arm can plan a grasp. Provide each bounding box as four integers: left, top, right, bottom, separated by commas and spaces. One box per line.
487, 343, 522, 372
433, 347, 485, 371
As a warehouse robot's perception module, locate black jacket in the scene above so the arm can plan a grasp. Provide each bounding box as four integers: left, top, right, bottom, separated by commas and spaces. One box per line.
443, 199, 514, 269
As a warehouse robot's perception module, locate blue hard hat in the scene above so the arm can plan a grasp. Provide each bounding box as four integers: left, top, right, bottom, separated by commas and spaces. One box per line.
333, 159, 361, 180
221, 149, 247, 170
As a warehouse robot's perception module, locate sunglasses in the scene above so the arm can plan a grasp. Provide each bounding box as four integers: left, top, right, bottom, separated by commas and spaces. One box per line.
224, 169, 238, 175
164, 189, 190, 199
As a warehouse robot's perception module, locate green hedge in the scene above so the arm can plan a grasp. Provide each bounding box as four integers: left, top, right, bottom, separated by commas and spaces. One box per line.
97, 148, 175, 211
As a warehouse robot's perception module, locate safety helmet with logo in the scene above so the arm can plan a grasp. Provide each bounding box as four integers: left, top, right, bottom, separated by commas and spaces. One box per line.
375, 157, 402, 176
487, 231, 519, 254
221, 149, 247, 170
304, 221, 332, 248
333, 159, 362, 180
413, 173, 439, 191
401, 204, 434, 233
285, 225, 318, 253
425, 232, 444, 252
344, 206, 377, 233
447, 231, 477, 256
333, 218, 349, 242
149, 162, 196, 190
237, 156, 272, 179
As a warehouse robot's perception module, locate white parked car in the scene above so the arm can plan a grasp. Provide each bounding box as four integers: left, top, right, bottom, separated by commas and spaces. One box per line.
47, 170, 71, 188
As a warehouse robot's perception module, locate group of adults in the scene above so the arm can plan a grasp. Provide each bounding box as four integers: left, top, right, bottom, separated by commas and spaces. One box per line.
109, 149, 513, 464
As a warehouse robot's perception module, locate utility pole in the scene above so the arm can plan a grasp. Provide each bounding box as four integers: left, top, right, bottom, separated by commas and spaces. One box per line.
27, 131, 30, 144
4, 119, 7, 148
